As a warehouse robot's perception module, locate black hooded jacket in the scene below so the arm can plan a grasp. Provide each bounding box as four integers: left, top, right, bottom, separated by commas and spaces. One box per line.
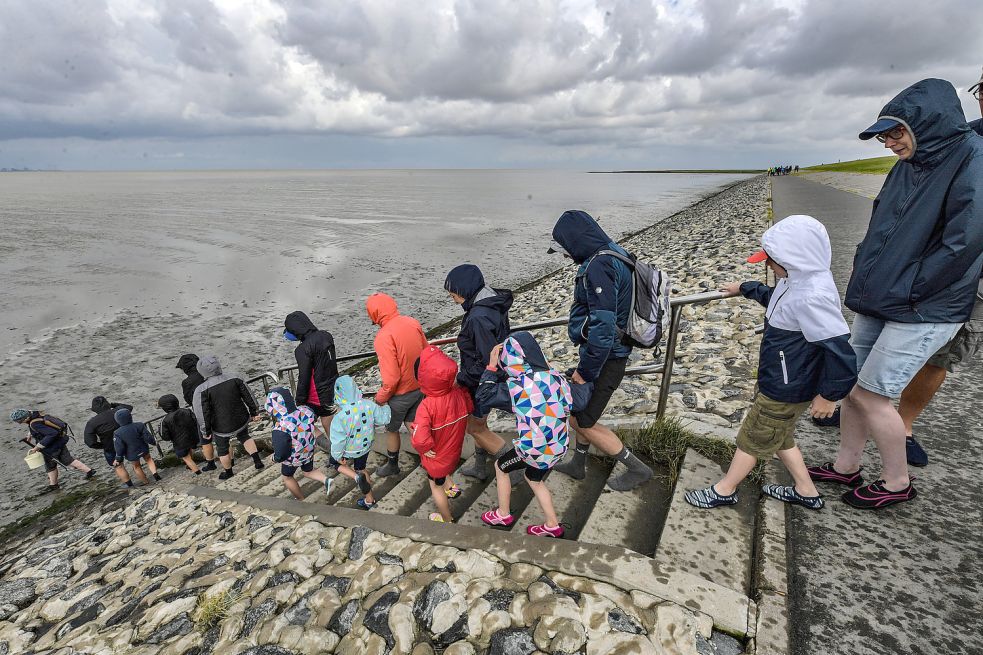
158, 394, 200, 452
284, 311, 339, 408
177, 354, 205, 406
444, 264, 514, 390
84, 397, 133, 451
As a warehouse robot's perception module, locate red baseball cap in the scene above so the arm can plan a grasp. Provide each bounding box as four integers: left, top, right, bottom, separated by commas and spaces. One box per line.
747, 249, 768, 264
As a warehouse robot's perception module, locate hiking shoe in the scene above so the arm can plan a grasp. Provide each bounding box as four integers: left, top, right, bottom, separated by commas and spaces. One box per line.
356, 498, 376, 510
807, 462, 864, 487
85, 470, 96, 479
684, 485, 738, 509
445, 483, 462, 499
480, 509, 515, 527
429, 512, 452, 523
218, 469, 234, 480
202, 460, 218, 472
906, 437, 928, 467
40, 484, 60, 494
375, 459, 400, 478
355, 473, 372, 495
811, 406, 841, 427
842, 480, 917, 510
526, 523, 565, 538
761, 484, 824, 510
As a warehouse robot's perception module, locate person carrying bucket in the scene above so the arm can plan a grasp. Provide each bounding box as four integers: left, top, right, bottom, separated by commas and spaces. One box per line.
10, 408, 95, 493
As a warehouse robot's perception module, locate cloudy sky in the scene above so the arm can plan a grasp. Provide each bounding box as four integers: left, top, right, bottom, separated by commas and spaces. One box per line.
1, 0, 980, 170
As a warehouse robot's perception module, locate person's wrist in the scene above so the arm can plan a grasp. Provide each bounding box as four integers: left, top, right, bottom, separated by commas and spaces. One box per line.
486, 365, 498, 372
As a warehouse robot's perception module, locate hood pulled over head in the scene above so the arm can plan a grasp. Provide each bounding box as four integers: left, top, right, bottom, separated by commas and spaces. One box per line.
196, 355, 223, 379
91, 396, 112, 413
760, 215, 831, 276
499, 332, 549, 378
444, 265, 485, 300
416, 345, 458, 397
114, 407, 133, 426
176, 353, 200, 375
333, 376, 363, 407
861, 78, 970, 166
551, 210, 613, 264
284, 311, 318, 340
265, 386, 298, 422
157, 394, 180, 413
366, 293, 399, 326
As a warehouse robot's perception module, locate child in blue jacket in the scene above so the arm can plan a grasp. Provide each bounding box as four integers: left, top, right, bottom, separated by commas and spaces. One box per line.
330, 376, 391, 509
686, 215, 857, 510
113, 408, 161, 486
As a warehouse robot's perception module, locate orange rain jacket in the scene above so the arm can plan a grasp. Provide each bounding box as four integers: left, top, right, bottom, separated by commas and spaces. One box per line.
366, 293, 429, 405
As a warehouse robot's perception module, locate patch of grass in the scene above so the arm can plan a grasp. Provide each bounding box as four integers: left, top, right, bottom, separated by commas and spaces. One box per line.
619, 416, 765, 486
0, 484, 116, 545
804, 156, 897, 175
192, 589, 240, 632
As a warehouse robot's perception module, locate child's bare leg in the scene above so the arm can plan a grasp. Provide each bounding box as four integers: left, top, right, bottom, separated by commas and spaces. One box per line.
114, 464, 131, 484
714, 449, 758, 496
182, 454, 200, 473
302, 469, 327, 483
47, 468, 59, 486
131, 462, 149, 485
143, 455, 158, 475
494, 465, 512, 515
528, 478, 560, 528
219, 453, 233, 469
776, 447, 820, 497
430, 480, 453, 522
282, 475, 304, 500
335, 464, 357, 481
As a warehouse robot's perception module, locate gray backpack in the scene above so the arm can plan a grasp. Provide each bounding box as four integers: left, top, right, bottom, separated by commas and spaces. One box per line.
598, 250, 672, 348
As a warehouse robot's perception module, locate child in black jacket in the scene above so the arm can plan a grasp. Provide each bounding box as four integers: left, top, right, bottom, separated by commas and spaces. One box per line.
158, 394, 207, 475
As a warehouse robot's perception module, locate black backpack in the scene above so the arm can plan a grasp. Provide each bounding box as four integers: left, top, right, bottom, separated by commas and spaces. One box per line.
597, 250, 672, 348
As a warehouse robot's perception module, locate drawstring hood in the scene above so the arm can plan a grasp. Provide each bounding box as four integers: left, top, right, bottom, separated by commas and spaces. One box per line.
114, 407, 133, 426
157, 394, 180, 413
284, 311, 319, 341
499, 331, 550, 378
366, 293, 399, 326
551, 210, 614, 264
176, 353, 200, 376
91, 396, 112, 413
196, 355, 223, 379
416, 346, 459, 397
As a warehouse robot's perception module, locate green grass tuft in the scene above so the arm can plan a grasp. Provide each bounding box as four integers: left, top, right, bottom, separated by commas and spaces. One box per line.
619, 416, 764, 486
803, 156, 897, 175
192, 590, 240, 632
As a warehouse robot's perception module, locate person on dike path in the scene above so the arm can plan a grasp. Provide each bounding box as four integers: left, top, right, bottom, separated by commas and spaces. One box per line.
443, 264, 514, 482
329, 375, 390, 510
11, 409, 95, 493
685, 216, 857, 510
366, 293, 428, 478
411, 345, 471, 523
475, 333, 572, 537
548, 210, 653, 491
192, 354, 264, 480
266, 386, 331, 500
157, 394, 205, 476
112, 407, 161, 485
896, 69, 983, 468
284, 311, 340, 435
810, 78, 983, 509
84, 396, 135, 487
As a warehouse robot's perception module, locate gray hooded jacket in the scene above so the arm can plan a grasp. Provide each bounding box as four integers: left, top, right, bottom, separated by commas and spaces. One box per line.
191, 355, 259, 438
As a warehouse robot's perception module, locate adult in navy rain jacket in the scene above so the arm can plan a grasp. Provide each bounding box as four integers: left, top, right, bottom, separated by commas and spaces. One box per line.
443, 264, 513, 480
820, 78, 983, 510
11, 409, 94, 490
547, 210, 653, 492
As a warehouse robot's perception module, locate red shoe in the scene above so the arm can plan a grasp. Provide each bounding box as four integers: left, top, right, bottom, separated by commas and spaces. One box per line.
480, 509, 514, 527
526, 523, 564, 538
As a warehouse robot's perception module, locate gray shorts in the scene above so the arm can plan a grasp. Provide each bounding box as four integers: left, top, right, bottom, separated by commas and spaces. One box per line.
385, 390, 423, 433
927, 309, 983, 373
44, 446, 75, 472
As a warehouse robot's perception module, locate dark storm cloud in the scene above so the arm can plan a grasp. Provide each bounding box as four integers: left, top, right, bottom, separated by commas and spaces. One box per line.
0, 0, 980, 168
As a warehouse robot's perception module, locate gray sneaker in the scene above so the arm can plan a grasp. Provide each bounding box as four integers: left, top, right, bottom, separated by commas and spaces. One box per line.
375, 459, 400, 478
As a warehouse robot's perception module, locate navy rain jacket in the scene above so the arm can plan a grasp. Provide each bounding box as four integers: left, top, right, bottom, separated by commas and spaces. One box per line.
444, 264, 514, 391
27, 412, 69, 454
112, 408, 155, 461
846, 78, 983, 323
550, 210, 633, 382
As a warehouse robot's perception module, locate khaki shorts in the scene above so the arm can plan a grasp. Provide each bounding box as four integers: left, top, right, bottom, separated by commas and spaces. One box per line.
736, 393, 810, 458
926, 300, 983, 373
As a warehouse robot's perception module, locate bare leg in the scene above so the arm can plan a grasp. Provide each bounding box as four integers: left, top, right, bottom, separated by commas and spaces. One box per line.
142, 455, 158, 475
833, 386, 869, 475
319, 415, 334, 436
131, 462, 149, 485
898, 364, 947, 437
301, 469, 327, 483
430, 479, 453, 522
182, 454, 200, 473
569, 418, 624, 456
714, 449, 758, 496
528, 478, 560, 528
282, 475, 304, 500
467, 415, 506, 454
69, 459, 92, 474
385, 431, 401, 454
776, 447, 819, 497
47, 469, 59, 486
841, 386, 910, 491
494, 465, 512, 516
240, 438, 259, 455
114, 464, 131, 484
219, 454, 233, 469
201, 443, 215, 462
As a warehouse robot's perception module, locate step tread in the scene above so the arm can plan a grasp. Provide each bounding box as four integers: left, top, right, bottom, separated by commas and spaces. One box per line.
304, 452, 386, 505
372, 465, 432, 515
412, 455, 490, 521
334, 452, 415, 508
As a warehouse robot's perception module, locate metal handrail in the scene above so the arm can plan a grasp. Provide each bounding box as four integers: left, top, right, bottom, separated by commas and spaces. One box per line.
275, 289, 738, 420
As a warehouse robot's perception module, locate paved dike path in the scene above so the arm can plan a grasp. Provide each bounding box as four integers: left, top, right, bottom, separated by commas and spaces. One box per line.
772, 175, 983, 655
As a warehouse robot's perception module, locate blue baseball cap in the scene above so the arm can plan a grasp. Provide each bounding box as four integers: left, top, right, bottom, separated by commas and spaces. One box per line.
859, 117, 901, 140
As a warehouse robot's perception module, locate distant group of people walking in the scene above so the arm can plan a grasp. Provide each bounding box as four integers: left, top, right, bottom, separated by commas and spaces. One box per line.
768, 165, 798, 176
10, 74, 983, 529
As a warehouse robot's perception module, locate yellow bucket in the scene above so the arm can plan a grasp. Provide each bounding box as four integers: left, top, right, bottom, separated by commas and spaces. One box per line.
24, 451, 45, 470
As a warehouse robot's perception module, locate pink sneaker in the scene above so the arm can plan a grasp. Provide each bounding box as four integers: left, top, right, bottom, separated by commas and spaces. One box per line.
480, 509, 514, 527
526, 523, 564, 538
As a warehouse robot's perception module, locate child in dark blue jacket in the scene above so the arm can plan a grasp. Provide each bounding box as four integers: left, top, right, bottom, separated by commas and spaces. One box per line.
113, 408, 161, 485
685, 215, 857, 510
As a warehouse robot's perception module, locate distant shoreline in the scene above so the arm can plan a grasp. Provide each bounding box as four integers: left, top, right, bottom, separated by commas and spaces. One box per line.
590, 169, 765, 174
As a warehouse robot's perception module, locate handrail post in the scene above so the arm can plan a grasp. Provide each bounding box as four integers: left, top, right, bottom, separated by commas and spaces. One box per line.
147, 421, 166, 460
655, 304, 684, 420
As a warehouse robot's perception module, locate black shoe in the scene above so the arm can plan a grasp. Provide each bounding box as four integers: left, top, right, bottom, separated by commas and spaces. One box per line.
202, 460, 218, 472
85, 470, 96, 480
842, 480, 917, 510
375, 459, 400, 478
811, 406, 841, 427
152, 473, 162, 481
906, 437, 928, 467
218, 469, 234, 480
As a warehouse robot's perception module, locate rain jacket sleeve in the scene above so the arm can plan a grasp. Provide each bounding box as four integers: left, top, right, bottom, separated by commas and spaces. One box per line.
457, 314, 499, 388
113, 434, 124, 461
192, 387, 208, 437
159, 419, 173, 442
294, 347, 313, 407
373, 333, 399, 405
577, 260, 620, 382
372, 402, 392, 430
83, 420, 101, 450
908, 160, 983, 305
271, 430, 292, 463
30, 420, 62, 450
328, 417, 349, 461
237, 379, 259, 417
475, 370, 512, 416
410, 403, 435, 455
740, 281, 774, 308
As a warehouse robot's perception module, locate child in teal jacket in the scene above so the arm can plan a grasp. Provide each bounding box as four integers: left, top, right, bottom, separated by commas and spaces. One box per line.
330, 375, 391, 509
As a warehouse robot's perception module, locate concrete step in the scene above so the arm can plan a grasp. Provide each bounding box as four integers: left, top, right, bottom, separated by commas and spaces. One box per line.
370, 461, 435, 516
653, 448, 755, 595
520, 458, 612, 537
457, 473, 535, 530
577, 458, 672, 557
334, 452, 417, 508
303, 452, 387, 506
213, 459, 279, 493
412, 455, 491, 522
